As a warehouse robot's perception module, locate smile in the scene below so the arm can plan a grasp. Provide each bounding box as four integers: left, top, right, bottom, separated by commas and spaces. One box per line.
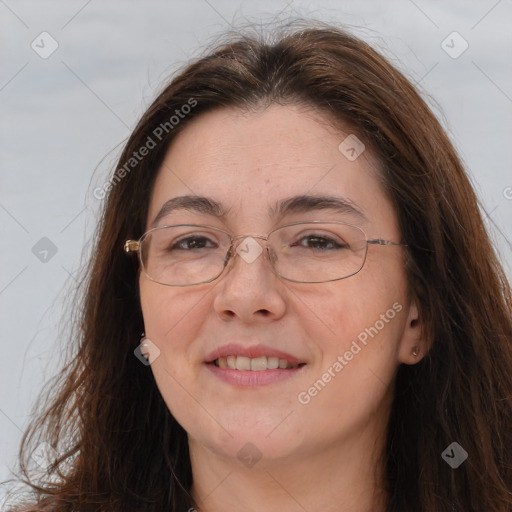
213, 355, 302, 370
204, 343, 307, 386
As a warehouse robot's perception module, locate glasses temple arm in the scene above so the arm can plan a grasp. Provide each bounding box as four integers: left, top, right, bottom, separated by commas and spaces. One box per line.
367, 239, 407, 247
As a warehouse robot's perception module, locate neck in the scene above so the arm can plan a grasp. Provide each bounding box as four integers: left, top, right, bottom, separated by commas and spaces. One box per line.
188, 426, 388, 512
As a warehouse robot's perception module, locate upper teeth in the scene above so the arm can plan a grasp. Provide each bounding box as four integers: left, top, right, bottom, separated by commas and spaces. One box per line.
215, 356, 297, 371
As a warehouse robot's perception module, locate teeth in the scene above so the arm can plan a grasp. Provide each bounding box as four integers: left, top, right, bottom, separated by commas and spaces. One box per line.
236, 356, 251, 370
267, 357, 279, 369
251, 356, 267, 371
214, 355, 297, 371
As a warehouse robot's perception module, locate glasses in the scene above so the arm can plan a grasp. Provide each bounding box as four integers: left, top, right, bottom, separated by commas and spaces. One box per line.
124, 221, 407, 286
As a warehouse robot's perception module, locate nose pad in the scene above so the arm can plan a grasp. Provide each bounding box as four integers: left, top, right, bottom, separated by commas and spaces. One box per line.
223, 246, 234, 268
267, 245, 278, 266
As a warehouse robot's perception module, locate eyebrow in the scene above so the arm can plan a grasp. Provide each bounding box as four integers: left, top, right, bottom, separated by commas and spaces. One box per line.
150, 193, 367, 227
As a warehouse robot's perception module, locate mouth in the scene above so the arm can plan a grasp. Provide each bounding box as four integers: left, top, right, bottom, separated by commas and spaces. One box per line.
211, 355, 304, 371
204, 344, 307, 386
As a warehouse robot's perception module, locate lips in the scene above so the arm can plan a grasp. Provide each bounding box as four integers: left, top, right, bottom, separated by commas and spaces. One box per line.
205, 343, 306, 372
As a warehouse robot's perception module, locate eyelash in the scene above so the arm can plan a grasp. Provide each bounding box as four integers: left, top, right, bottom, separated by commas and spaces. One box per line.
171, 234, 346, 251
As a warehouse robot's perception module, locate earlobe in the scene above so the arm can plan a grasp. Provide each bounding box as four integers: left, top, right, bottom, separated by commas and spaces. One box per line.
398, 300, 427, 365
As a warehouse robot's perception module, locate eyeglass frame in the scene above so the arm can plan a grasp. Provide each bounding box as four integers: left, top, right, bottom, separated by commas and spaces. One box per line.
124, 220, 408, 286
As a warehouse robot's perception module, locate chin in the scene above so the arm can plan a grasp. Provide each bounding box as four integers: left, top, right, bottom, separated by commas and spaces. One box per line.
187, 413, 307, 463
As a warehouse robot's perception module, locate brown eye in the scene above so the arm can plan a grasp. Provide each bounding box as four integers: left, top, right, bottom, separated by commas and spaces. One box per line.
171, 236, 216, 250
293, 235, 347, 250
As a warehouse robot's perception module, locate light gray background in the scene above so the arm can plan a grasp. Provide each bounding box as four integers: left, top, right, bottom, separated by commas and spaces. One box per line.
1, 0, 511, 497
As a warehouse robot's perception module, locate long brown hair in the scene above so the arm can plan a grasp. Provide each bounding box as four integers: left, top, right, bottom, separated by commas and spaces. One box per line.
6, 21, 512, 512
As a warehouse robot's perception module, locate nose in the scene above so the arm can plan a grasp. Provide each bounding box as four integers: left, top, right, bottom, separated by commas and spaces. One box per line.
212, 236, 287, 323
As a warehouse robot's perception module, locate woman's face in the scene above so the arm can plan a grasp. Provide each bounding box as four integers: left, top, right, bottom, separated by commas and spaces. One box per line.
139, 104, 420, 466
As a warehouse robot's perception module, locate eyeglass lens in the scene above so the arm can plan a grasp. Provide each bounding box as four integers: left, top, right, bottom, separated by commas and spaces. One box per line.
139, 223, 368, 285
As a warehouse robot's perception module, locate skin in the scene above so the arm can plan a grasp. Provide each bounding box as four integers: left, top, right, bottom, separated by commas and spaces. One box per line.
139, 104, 426, 512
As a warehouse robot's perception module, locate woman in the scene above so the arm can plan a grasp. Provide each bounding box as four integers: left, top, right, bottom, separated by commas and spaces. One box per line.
7, 21, 512, 512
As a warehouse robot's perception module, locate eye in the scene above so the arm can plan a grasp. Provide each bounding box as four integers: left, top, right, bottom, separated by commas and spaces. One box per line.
170, 235, 218, 251
290, 229, 350, 251
294, 235, 347, 250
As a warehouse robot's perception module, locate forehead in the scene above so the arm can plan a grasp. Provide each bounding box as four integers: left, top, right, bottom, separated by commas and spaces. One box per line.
148, 105, 396, 233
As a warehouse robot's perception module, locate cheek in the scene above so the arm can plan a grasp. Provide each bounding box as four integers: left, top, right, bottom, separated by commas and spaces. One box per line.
139, 280, 213, 384
140, 280, 201, 341
309, 280, 403, 345
306, 259, 408, 377
295, 285, 406, 441
139, 281, 209, 425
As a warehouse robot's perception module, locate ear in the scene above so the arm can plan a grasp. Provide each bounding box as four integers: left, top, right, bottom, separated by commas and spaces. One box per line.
397, 299, 428, 365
